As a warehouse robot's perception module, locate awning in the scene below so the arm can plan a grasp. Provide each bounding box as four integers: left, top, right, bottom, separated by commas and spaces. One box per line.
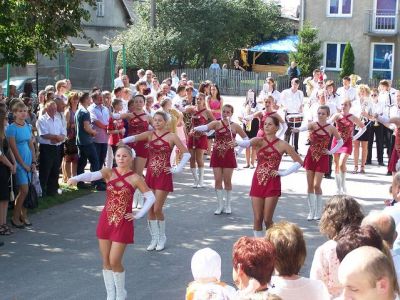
247, 35, 298, 53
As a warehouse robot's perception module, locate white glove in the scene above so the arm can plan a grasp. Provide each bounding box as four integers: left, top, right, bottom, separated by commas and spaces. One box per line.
169, 152, 191, 174
295, 124, 309, 132
353, 126, 366, 141
327, 138, 344, 155
278, 162, 301, 176
134, 191, 156, 219
193, 125, 209, 132
236, 139, 251, 148
377, 115, 390, 124
396, 159, 400, 172
112, 113, 121, 120
68, 171, 102, 185
276, 122, 288, 139
121, 135, 135, 144
244, 114, 254, 121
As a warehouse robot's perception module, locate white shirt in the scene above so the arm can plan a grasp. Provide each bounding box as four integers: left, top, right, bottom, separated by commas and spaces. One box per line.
258, 86, 281, 104
114, 77, 123, 88
350, 97, 371, 119
337, 86, 356, 103
370, 100, 385, 116
269, 276, 330, 300
37, 113, 66, 145
380, 91, 396, 118
279, 88, 304, 113
88, 104, 110, 144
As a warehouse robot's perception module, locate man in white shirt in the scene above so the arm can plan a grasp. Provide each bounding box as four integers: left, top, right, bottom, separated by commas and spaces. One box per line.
88, 91, 110, 169
337, 76, 356, 104
380, 80, 396, 165
280, 78, 304, 153
122, 75, 135, 92
38, 100, 66, 196
144, 69, 153, 89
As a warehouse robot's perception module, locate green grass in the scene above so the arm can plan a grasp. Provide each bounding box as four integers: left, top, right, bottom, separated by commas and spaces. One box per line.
30, 184, 96, 213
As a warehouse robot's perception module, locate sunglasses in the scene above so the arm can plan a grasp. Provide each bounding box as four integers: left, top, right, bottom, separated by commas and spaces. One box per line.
371, 94, 378, 97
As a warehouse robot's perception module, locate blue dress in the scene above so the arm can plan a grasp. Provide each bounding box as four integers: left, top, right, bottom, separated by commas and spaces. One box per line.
6, 123, 32, 185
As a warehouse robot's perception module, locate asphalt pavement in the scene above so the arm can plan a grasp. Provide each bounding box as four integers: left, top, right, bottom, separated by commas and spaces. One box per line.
0, 96, 392, 300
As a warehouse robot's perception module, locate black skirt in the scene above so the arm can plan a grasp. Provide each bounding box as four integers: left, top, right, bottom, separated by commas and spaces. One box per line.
0, 164, 10, 201
243, 118, 259, 139
354, 122, 371, 142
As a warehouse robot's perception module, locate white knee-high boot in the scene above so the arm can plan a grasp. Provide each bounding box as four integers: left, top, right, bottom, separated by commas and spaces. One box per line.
102, 269, 116, 300
191, 168, 199, 188
334, 173, 342, 195
147, 220, 159, 251
253, 230, 264, 237
340, 172, 347, 195
307, 193, 316, 221
112, 271, 127, 300
156, 220, 166, 251
223, 190, 232, 214
314, 194, 324, 220
214, 189, 224, 215
198, 168, 205, 188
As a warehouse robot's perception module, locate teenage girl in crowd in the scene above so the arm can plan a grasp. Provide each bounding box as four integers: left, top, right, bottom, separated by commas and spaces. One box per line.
194, 104, 247, 215
329, 99, 365, 194
293, 106, 342, 221
237, 115, 302, 237
68, 145, 156, 300
121, 111, 191, 251
185, 93, 214, 188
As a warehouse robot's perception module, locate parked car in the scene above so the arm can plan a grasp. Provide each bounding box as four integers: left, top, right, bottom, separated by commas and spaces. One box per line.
1, 76, 55, 95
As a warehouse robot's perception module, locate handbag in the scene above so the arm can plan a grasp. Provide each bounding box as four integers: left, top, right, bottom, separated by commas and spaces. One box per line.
23, 171, 39, 209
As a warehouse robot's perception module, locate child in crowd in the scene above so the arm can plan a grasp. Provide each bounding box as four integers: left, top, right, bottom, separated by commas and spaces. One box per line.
107, 99, 126, 156
186, 248, 236, 300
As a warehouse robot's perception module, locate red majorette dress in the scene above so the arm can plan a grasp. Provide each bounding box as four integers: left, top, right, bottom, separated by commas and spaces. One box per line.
304, 123, 331, 173
145, 132, 173, 192
96, 169, 135, 244
187, 109, 209, 150
388, 128, 400, 172
332, 114, 353, 155
127, 112, 149, 158
210, 121, 237, 168
257, 111, 276, 137
249, 138, 282, 198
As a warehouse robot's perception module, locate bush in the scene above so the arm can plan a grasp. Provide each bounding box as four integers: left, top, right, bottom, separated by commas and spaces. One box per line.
340, 42, 355, 78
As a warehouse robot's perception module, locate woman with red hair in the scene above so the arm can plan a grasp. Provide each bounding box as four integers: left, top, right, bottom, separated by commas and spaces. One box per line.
232, 236, 277, 299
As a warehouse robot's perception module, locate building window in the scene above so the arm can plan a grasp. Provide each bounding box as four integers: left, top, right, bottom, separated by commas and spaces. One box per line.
370, 43, 394, 80
328, 0, 352, 16
325, 43, 346, 70
96, 0, 105, 17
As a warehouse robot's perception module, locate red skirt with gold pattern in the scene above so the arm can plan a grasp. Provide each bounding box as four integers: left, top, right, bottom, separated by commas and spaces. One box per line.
304, 148, 329, 173
249, 174, 281, 198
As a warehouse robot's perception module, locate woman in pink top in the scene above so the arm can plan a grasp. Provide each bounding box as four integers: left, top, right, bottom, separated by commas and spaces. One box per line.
309, 195, 364, 298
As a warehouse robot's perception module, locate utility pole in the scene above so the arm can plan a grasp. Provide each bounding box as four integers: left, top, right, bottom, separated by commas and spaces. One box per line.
150, 0, 156, 28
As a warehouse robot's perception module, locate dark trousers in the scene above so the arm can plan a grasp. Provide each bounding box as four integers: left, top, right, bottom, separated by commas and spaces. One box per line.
367, 123, 384, 163
384, 127, 394, 158
77, 143, 100, 182
39, 144, 61, 196
284, 120, 301, 153
94, 143, 108, 169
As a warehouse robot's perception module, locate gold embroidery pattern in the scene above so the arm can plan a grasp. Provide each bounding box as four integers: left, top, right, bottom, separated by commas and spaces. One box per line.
215, 130, 234, 157
256, 150, 281, 185
310, 133, 330, 162
128, 118, 147, 135
337, 118, 352, 142
105, 185, 131, 226
148, 144, 171, 177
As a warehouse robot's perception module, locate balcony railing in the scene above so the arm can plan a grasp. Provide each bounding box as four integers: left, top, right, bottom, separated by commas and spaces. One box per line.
364, 9, 398, 35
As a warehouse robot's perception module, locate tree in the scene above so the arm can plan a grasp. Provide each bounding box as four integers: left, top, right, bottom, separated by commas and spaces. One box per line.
340, 42, 355, 78
0, 0, 96, 66
113, 17, 180, 71
132, 0, 292, 68
290, 22, 322, 77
